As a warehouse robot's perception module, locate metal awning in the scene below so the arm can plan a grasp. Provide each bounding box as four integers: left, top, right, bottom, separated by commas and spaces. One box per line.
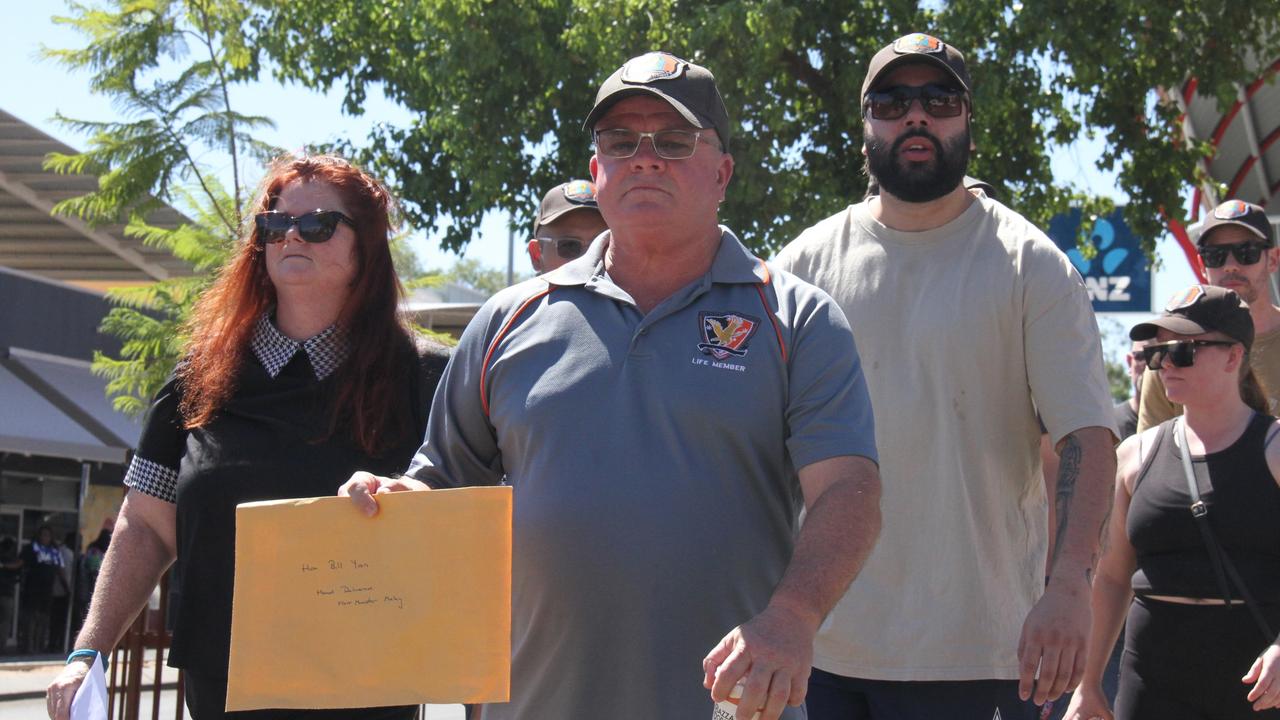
1172, 55, 1280, 218
0, 345, 141, 464
0, 107, 193, 291
1159, 55, 1280, 284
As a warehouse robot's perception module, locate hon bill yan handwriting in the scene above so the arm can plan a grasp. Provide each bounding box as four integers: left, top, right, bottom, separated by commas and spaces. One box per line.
301, 559, 406, 610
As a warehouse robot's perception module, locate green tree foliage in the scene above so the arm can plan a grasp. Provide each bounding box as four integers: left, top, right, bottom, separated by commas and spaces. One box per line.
1098, 316, 1136, 402
248, 0, 1280, 257
44, 0, 277, 414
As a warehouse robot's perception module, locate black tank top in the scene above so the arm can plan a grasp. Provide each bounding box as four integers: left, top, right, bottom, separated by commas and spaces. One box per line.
1128, 413, 1280, 600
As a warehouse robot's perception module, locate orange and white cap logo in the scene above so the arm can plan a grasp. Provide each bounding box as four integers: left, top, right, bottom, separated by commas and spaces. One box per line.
1215, 199, 1252, 219
1166, 284, 1207, 312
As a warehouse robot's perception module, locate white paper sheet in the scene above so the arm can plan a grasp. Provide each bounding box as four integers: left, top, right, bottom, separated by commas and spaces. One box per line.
70, 655, 108, 720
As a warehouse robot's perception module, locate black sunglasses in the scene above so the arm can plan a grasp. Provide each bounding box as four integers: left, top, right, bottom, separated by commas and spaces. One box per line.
254, 210, 356, 246
864, 83, 966, 120
1197, 241, 1269, 269
1140, 340, 1237, 371
535, 236, 587, 260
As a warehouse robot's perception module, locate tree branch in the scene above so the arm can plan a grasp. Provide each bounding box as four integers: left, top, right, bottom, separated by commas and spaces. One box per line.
193, 0, 242, 217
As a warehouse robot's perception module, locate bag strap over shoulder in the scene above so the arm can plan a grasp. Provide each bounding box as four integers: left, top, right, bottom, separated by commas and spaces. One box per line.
1175, 417, 1275, 642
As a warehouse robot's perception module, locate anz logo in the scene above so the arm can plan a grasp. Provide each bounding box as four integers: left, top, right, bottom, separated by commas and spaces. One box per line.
1065, 217, 1133, 302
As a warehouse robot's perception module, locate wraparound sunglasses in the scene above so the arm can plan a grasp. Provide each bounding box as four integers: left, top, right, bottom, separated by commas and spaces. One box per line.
255, 210, 356, 246
1140, 340, 1237, 370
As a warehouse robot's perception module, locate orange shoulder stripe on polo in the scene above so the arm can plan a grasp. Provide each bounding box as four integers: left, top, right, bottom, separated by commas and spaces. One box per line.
481, 285, 553, 418
752, 260, 788, 364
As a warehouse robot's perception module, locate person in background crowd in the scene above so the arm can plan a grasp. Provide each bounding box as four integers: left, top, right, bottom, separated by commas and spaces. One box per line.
46, 532, 76, 653
19, 525, 64, 654
1066, 284, 1280, 719
45, 154, 451, 720
1139, 200, 1280, 430
1116, 341, 1147, 440
776, 32, 1117, 719
78, 524, 112, 624
527, 179, 608, 273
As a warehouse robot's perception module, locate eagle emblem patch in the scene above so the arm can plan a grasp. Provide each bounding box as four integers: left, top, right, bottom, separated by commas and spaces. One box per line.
698, 312, 760, 360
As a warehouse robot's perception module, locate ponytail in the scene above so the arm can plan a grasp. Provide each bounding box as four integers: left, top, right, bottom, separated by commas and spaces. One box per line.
1240, 365, 1269, 415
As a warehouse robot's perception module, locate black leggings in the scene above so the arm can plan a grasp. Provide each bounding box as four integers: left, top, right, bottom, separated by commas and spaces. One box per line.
183, 669, 419, 720
1117, 595, 1280, 720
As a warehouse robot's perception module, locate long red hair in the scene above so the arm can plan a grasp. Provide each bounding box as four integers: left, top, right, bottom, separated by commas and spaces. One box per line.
178, 154, 415, 456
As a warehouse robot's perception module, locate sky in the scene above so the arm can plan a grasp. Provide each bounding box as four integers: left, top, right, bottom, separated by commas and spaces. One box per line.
0, 4, 1201, 359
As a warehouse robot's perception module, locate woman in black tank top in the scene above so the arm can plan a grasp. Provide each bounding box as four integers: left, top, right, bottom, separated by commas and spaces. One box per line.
1066, 285, 1280, 720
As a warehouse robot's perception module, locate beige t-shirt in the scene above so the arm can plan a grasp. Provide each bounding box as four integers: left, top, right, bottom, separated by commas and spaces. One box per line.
1136, 325, 1280, 431
775, 197, 1116, 681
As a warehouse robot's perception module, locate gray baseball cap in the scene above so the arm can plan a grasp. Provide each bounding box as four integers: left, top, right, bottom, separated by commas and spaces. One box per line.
583, 52, 731, 152
862, 33, 972, 98
533, 180, 599, 236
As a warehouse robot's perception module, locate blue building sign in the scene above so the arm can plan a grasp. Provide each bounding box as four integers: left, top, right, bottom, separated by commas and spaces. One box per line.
1047, 208, 1152, 313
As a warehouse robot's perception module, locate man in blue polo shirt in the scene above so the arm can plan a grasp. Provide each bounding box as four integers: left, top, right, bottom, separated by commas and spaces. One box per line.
344, 52, 882, 720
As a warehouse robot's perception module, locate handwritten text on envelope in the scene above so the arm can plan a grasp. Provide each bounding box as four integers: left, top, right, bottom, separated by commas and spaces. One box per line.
227, 487, 511, 711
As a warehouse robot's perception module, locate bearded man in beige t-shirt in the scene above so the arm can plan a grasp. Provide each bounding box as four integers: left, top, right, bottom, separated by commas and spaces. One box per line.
1138, 200, 1280, 431
775, 33, 1119, 720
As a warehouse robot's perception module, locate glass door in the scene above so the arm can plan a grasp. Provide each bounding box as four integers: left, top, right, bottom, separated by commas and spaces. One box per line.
0, 508, 20, 652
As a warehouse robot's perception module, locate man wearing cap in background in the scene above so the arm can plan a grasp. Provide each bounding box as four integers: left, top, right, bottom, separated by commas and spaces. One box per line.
343, 51, 882, 720
775, 33, 1117, 719
1138, 199, 1280, 431
526, 179, 608, 273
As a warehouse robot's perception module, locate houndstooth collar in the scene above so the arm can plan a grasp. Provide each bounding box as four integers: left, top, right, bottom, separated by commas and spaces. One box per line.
250, 314, 350, 380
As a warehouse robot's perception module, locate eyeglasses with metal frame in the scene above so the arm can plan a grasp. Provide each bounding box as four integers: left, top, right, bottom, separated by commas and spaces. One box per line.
1197, 241, 1269, 269
1139, 340, 1238, 371
593, 129, 721, 160
863, 83, 967, 121
534, 236, 588, 261
254, 210, 356, 246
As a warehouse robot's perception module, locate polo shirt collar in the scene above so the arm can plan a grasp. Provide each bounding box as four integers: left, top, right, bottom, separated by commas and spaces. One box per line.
540, 226, 766, 289
707, 226, 768, 284
250, 314, 350, 379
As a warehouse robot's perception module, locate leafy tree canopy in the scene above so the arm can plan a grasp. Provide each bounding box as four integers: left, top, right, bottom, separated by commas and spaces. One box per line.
247, 0, 1280, 256
44, 0, 441, 413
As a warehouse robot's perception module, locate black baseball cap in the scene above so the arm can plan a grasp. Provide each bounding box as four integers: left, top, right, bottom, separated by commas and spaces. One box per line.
583, 52, 731, 152
1199, 199, 1275, 247
533, 180, 599, 236
862, 33, 972, 99
1130, 284, 1254, 351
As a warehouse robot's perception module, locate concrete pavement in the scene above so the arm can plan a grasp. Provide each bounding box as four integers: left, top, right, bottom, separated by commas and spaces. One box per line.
1, 655, 465, 719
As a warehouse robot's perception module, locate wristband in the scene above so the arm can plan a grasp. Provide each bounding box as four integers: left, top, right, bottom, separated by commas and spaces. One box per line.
66, 649, 108, 673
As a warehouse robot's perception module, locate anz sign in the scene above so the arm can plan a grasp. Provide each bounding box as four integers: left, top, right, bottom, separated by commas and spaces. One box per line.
1047, 208, 1152, 313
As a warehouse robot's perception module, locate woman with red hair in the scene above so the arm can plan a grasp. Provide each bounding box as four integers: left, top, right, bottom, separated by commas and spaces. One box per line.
46, 155, 450, 720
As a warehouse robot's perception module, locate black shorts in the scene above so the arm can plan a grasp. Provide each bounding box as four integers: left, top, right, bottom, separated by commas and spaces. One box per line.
1116, 595, 1280, 720
182, 669, 418, 720
807, 667, 1040, 720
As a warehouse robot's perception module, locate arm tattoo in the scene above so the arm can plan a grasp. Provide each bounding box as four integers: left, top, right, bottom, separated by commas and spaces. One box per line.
1049, 434, 1082, 572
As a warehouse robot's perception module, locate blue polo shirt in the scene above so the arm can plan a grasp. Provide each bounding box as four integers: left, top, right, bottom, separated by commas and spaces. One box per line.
406, 228, 876, 719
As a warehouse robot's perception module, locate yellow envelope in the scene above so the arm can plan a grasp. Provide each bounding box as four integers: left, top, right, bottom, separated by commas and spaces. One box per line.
226, 487, 511, 711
